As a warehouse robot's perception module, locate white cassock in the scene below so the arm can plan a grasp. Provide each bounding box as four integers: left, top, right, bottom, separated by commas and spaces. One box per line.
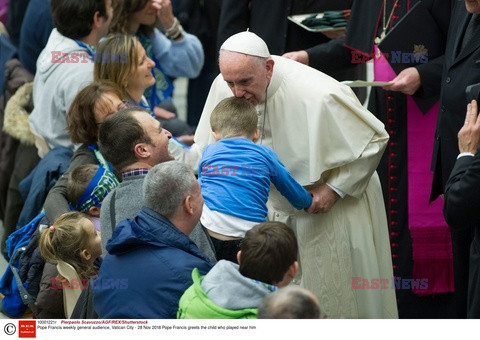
172, 55, 398, 318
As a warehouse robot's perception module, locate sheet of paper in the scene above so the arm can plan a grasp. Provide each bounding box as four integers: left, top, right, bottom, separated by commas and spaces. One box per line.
341, 80, 393, 88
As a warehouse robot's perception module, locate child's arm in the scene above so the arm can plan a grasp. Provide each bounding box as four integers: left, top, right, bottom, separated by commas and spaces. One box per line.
44, 145, 99, 222
267, 149, 313, 211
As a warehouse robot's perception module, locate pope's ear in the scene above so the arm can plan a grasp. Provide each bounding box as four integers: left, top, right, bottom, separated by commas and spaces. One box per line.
266, 58, 275, 79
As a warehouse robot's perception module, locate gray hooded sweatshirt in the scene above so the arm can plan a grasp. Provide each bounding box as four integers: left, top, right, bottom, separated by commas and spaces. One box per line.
29, 28, 93, 150
201, 260, 276, 310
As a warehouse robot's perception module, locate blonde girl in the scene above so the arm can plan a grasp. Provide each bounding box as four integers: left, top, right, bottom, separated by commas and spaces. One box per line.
39, 211, 102, 280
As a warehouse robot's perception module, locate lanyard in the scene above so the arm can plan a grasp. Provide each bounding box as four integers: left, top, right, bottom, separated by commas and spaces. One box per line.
87, 143, 112, 171
75, 40, 96, 60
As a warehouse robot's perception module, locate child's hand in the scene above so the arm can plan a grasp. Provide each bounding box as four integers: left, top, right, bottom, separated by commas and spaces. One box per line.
153, 106, 176, 120
305, 194, 315, 214
176, 135, 195, 146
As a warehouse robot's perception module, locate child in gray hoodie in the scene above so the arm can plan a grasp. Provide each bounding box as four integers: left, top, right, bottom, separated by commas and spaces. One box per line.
177, 221, 299, 319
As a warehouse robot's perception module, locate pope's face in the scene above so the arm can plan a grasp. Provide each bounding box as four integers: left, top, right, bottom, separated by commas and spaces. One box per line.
219, 51, 274, 106
465, 0, 480, 13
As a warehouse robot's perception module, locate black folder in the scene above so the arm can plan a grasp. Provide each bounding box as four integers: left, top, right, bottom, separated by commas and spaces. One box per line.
378, 1, 444, 75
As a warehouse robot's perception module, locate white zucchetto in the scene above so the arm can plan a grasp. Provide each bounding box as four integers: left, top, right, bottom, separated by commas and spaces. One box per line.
220, 31, 271, 58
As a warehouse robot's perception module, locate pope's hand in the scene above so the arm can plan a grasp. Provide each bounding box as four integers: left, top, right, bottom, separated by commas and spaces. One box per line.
306, 184, 340, 214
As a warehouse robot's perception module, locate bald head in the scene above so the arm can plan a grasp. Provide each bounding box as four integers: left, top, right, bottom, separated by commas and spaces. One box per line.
257, 286, 325, 319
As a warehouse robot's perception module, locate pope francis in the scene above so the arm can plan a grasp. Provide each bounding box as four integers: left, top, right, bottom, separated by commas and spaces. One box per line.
170, 31, 398, 319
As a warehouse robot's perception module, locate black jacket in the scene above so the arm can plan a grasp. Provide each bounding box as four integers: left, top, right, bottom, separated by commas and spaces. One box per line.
431, 1, 480, 199
444, 153, 480, 318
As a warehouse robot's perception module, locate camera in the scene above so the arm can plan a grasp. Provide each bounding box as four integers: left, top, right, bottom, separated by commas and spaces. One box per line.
466, 82, 480, 103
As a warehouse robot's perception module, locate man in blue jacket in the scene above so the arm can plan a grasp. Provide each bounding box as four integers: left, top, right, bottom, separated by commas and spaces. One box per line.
93, 161, 213, 319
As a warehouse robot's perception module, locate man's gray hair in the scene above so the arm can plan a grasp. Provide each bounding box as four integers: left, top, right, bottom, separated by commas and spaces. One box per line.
142, 161, 198, 218
257, 286, 325, 319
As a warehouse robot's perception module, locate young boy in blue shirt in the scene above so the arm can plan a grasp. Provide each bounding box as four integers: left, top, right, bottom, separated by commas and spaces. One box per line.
198, 96, 313, 262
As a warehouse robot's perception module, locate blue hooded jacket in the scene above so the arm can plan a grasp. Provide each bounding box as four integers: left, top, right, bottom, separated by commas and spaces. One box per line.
93, 207, 212, 319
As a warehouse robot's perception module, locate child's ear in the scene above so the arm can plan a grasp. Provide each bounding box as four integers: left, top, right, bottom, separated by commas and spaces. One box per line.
88, 206, 101, 217
290, 261, 299, 278
276, 261, 299, 287
212, 130, 222, 141
252, 129, 260, 143
81, 249, 92, 261
236, 250, 242, 265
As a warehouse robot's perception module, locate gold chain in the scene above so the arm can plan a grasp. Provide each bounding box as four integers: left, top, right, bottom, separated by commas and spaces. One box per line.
376, 0, 399, 44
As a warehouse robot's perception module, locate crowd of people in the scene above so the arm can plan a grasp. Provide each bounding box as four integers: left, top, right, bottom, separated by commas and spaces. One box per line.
0, 0, 480, 320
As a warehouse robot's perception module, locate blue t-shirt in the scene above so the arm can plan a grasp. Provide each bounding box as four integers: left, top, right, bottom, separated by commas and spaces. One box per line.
198, 138, 312, 222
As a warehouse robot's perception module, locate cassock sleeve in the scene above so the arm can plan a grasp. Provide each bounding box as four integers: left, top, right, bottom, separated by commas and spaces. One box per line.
325, 129, 388, 199
300, 81, 389, 198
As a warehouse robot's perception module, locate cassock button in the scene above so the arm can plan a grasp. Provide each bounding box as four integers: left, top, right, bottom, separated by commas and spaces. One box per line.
446, 77, 451, 84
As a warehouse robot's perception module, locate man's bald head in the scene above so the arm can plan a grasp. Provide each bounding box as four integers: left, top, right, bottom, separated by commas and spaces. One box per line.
257, 286, 325, 319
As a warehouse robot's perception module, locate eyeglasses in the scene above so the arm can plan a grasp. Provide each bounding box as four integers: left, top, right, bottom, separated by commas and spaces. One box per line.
118, 100, 129, 111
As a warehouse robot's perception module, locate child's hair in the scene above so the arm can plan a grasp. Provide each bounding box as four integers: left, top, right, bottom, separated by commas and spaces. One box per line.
239, 222, 298, 284
210, 97, 258, 139
39, 212, 98, 279
67, 164, 119, 213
